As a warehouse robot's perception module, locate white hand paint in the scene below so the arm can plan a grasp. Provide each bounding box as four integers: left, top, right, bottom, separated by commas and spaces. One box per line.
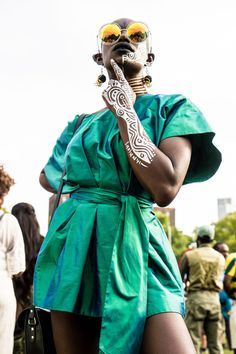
102, 59, 156, 167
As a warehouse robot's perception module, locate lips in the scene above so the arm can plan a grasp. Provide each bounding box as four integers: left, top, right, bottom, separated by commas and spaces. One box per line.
112, 42, 135, 52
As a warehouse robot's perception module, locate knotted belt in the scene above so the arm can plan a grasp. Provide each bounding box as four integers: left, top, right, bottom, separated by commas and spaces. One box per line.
71, 187, 152, 354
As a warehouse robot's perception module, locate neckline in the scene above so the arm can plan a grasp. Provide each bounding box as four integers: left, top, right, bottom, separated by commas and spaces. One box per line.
90, 94, 153, 117
136, 93, 151, 98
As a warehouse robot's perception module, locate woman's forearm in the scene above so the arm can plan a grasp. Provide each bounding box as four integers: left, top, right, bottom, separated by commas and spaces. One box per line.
116, 110, 192, 206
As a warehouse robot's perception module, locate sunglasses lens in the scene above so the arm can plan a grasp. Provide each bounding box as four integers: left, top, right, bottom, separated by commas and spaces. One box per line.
99, 24, 121, 44
127, 22, 149, 43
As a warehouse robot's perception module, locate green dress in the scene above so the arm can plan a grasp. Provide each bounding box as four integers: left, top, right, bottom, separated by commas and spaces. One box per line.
34, 94, 221, 353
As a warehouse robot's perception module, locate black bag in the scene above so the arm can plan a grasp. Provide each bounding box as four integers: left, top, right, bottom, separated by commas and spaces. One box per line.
17, 306, 56, 354
16, 113, 87, 354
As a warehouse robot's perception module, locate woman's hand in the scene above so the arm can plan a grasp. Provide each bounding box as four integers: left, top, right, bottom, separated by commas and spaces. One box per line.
102, 59, 136, 116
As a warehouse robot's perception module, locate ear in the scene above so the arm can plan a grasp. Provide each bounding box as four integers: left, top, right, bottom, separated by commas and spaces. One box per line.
92, 53, 104, 66
147, 53, 155, 66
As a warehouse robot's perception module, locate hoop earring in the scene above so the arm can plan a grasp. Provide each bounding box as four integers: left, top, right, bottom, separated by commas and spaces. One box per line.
143, 64, 152, 87
96, 67, 106, 87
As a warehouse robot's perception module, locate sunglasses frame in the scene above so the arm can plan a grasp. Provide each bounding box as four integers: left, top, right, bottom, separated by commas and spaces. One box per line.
97, 21, 152, 52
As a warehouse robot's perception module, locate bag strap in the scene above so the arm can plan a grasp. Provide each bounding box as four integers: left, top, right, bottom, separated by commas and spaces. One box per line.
50, 113, 87, 222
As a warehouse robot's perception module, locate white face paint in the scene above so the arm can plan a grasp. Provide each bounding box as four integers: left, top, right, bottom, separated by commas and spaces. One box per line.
122, 42, 147, 65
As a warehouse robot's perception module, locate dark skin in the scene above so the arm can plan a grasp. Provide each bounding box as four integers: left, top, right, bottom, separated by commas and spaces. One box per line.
214, 242, 229, 259
40, 18, 192, 207
42, 18, 195, 354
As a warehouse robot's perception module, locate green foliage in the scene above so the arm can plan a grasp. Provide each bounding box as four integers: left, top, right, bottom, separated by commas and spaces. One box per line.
154, 210, 169, 233
154, 210, 193, 260
214, 212, 236, 252
171, 227, 193, 261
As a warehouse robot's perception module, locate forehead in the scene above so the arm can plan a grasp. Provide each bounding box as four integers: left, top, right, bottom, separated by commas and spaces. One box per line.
111, 18, 135, 28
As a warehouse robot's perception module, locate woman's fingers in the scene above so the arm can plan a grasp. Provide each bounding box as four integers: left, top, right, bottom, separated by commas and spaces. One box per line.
110, 59, 126, 83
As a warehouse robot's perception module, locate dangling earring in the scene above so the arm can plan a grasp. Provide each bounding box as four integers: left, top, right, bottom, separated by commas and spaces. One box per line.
143, 64, 152, 87
96, 67, 106, 87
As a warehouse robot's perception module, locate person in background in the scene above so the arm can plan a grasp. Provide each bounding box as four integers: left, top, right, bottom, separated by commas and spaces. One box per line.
214, 242, 229, 259
180, 225, 225, 354
0, 165, 25, 354
224, 251, 236, 353
11, 202, 43, 354
213, 242, 233, 350
34, 17, 221, 354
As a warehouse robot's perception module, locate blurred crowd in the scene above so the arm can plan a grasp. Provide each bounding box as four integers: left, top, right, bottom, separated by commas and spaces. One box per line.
0, 163, 236, 354
179, 226, 236, 354
0, 165, 43, 354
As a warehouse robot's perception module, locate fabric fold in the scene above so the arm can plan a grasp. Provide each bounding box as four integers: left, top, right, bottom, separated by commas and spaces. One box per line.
34, 93, 222, 354
35, 188, 152, 353
99, 193, 150, 353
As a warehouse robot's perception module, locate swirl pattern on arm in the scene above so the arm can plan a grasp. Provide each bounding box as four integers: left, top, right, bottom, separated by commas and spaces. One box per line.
102, 80, 156, 167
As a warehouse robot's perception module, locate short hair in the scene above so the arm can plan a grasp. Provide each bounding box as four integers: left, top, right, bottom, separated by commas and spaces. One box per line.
198, 235, 213, 244
213, 242, 227, 251
0, 165, 14, 199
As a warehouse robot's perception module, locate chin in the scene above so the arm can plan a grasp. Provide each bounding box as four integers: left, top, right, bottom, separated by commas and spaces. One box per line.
123, 60, 143, 75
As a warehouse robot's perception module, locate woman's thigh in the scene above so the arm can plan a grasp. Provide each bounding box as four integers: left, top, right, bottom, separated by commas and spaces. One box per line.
140, 312, 196, 354
51, 311, 101, 354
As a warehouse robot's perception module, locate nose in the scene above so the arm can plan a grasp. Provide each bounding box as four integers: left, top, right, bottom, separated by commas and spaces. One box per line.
119, 29, 130, 42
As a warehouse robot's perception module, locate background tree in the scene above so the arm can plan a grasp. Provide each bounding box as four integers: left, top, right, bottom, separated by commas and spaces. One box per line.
154, 210, 193, 261
171, 227, 194, 261
214, 211, 236, 251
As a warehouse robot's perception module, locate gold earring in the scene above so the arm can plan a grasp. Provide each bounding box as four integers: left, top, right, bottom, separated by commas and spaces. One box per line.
143, 75, 152, 87
143, 64, 152, 87
96, 67, 106, 87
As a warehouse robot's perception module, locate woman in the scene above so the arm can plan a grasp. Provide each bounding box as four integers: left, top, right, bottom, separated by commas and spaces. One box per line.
34, 18, 222, 354
0, 165, 25, 354
11, 202, 43, 353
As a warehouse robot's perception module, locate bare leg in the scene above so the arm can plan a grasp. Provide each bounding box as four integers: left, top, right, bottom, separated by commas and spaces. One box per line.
140, 312, 196, 354
201, 334, 207, 350
51, 311, 101, 354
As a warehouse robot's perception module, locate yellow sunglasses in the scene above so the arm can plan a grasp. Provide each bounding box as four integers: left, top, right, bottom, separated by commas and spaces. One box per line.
98, 22, 150, 45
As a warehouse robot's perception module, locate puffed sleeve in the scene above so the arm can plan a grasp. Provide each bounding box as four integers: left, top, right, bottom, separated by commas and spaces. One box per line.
5, 214, 26, 276
44, 115, 80, 193
160, 94, 222, 184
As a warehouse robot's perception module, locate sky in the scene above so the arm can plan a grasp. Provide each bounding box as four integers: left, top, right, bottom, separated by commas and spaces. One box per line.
1, 0, 236, 236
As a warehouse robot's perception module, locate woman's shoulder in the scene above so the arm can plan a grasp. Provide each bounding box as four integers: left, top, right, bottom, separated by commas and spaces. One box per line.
0, 212, 22, 241
68, 108, 109, 126
0, 212, 19, 227
137, 93, 190, 114
82, 107, 109, 118
151, 93, 189, 106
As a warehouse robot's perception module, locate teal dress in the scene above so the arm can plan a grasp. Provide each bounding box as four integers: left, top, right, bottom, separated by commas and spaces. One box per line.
34, 94, 221, 353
